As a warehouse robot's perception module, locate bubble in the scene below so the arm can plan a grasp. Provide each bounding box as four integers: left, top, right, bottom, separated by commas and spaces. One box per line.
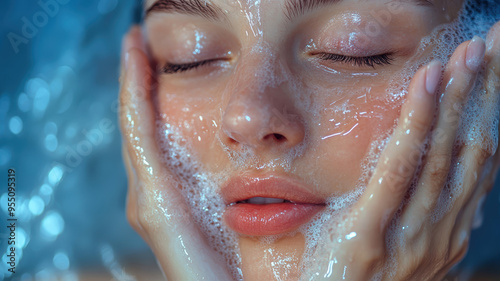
9, 116, 23, 135
17, 228, 29, 249
33, 87, 51, 117
29, 195, 45, 216
44, 134, 58, 152
53, 252, 70, 270
41, 211, 65, 239
40, 184, 54, 197
48, 165, 64, 186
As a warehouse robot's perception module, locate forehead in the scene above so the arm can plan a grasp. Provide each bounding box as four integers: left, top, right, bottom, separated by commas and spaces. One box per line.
144, 0, 438, 11
143, 0, 443, 24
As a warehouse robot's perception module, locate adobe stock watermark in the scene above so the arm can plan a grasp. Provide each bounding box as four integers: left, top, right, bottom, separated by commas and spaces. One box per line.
345, 2, 407, 50
53, 117, 116, 173
51, 58, 158, 174
7, 0, 70, 54
380, 98, 494, 189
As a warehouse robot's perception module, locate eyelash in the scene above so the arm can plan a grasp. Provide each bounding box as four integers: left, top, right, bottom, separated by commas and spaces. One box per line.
316, 53, 394, 68
159, 59, 219, 74
159, 53, 394, 74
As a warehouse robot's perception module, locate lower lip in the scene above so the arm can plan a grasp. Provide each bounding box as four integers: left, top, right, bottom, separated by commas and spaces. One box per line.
224, 203, 324, 236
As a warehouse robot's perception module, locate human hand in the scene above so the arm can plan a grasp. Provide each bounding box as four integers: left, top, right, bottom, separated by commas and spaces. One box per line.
305, 21, 500, 281
119, 26, 234, 281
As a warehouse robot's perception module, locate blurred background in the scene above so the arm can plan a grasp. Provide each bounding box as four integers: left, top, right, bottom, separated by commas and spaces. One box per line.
0, 0, 499, 280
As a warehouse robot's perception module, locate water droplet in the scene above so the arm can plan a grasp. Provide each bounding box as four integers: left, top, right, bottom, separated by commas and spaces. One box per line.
345, 232, 357, 240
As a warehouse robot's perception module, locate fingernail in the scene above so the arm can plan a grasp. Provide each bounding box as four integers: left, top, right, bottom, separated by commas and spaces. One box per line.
466, 36, 485, 71
425, 61, 441, 95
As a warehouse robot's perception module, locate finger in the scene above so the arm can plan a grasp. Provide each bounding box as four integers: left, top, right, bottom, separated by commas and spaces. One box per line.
356, 60, 441, 236
119, 26, 233, 280
450, 23, 500, 222
444, 162, 493, 272
483, 20, 500, 192
404, 37, 485, 224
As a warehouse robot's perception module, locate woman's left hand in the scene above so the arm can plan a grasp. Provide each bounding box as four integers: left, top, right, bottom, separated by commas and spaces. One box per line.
306, 21, 500, 281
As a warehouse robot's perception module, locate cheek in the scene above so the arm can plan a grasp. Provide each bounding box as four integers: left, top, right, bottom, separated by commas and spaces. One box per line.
156, 92, 223, 166
309, 86, 401, 194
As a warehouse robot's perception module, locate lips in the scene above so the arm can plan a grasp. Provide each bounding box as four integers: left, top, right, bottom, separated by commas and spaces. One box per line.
221, 174, 325, 236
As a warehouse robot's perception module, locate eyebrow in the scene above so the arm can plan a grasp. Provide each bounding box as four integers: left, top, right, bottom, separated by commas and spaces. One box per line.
284, 0, 434, 20
146, 0, 225, 21
146, 0, 433, 22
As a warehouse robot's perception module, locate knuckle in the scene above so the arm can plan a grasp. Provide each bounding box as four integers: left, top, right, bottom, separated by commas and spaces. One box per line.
472, 144, 495, 165
433, 248, 448, 270
410, 115, 431, 135
425, 151, 452, 186
384, 171, 408, 195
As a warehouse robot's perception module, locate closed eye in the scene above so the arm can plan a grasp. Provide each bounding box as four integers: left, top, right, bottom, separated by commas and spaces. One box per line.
316, 53, 394, 68
159, 56, 234, 74
159, 59, 220, 74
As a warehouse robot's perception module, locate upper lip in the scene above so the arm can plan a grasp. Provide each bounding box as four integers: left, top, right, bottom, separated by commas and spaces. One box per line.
220, 173, 326, 205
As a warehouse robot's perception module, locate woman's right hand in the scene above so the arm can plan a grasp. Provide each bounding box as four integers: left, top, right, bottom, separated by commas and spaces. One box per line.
119, 26, 234, 281
308, 21, 500, 281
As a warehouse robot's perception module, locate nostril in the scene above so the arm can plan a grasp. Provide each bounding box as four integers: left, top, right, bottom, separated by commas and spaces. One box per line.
273, 133, 285, 141
263, 133, 287, 143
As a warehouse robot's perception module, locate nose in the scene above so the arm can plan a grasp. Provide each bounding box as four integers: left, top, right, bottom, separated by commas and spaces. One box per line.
220, 53, 305, 153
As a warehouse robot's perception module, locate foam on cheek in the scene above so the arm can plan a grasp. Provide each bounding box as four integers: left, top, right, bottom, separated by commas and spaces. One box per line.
155, 120, 244, 280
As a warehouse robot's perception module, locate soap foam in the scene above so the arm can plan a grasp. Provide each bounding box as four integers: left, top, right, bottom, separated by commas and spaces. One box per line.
156, 121, 243, 280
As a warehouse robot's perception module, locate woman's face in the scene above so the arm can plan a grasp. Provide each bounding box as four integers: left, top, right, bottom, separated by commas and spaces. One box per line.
143, 0, 462, 279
